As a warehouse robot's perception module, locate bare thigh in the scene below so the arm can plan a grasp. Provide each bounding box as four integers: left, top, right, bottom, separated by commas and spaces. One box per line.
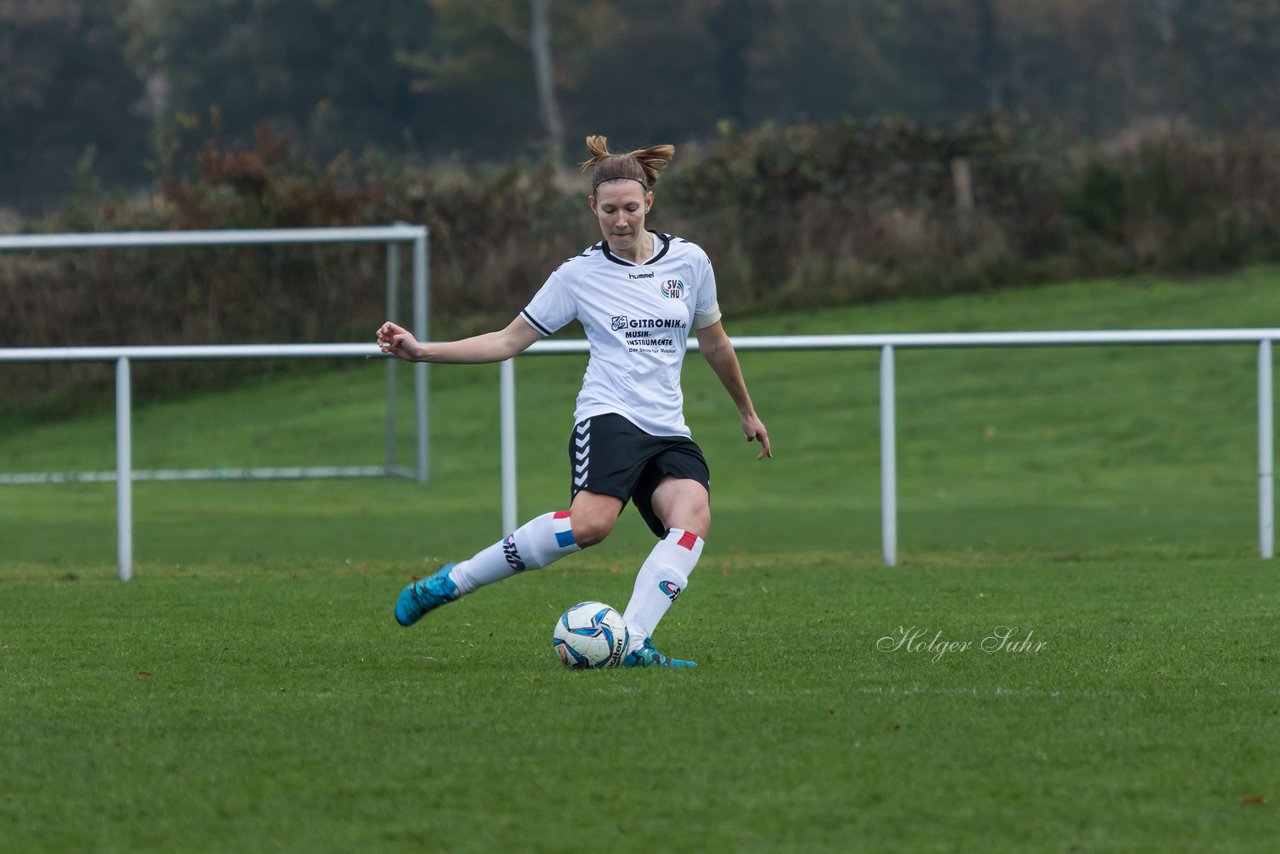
648, 476, 711, 539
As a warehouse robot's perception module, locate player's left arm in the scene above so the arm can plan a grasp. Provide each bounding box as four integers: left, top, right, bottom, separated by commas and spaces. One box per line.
695, 320, 772, 460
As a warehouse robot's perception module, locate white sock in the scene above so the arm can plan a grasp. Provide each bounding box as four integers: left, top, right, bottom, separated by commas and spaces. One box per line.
448, 511, 580, 595
623, 528, 704, 651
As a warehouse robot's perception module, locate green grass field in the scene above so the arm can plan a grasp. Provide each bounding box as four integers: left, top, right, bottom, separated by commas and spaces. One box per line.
3, 268, 1279, 851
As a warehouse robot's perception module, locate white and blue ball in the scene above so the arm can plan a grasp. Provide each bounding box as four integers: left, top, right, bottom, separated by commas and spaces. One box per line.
553, 601, 629, 669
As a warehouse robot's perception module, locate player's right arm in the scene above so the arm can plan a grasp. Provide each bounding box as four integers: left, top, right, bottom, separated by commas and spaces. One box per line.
376, 316, 541, 364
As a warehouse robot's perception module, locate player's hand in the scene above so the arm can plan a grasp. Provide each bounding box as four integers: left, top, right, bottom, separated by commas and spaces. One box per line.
742, 413, 772, 460
377, 321, 420, 361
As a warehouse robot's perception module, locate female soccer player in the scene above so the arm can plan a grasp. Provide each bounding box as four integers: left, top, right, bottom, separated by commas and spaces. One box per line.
377, 135, 771, 667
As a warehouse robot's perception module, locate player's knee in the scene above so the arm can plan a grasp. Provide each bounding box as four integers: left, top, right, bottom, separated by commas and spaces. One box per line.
571, 514, 615, 548
686, 509, 711, 540
666, 504, 710, 540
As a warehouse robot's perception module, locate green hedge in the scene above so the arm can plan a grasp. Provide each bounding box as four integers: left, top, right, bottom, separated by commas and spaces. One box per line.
3, 116, 1278, 412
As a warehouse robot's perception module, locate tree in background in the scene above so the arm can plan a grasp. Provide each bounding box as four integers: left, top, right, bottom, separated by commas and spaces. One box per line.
397, 0, 614, 168
1158, 0, 1280, 128
132, 0, 432, 159
0, 0, 150, 213
6, 0, 1280, 216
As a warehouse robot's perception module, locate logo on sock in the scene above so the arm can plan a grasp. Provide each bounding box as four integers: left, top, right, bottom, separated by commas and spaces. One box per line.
659, 580, 682, 601
503, 534, 526, 572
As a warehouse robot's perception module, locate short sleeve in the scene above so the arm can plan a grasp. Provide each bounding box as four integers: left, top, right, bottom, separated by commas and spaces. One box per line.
520, 269, 576, 336
692, 249, 722, 329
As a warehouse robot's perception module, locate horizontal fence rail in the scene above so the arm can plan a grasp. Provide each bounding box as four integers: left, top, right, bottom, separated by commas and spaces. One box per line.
531, 329, 1280, 351
1, 328, 1276, 579
0, 344, 379, 362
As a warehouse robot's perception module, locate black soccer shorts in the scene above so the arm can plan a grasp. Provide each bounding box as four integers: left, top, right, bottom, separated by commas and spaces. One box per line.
567, 413, 711, 537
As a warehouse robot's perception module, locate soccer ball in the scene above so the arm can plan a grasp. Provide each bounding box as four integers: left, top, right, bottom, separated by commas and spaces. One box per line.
553, 601, 630, 669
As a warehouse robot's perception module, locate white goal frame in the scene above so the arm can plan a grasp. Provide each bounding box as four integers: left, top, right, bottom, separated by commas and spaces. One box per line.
0, 226, 432, 488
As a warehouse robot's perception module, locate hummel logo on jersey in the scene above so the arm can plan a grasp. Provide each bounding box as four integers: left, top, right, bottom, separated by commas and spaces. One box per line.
628, 271, 654, 279
661, 279, 685, 299
659, 580, 682, 601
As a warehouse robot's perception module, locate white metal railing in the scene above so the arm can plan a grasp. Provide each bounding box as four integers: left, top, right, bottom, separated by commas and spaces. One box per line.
507, 328, 1279, 566
0, 343, 384, 579
0, 328, 1275, 579
0, 226, 432, 484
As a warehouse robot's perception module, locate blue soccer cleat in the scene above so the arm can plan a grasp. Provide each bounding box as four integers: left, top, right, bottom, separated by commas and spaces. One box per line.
394, 563, 460, 627
622, 637, 697, 668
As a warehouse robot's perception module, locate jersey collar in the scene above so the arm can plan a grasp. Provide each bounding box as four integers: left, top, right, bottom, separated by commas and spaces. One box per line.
601, 230, 670, 267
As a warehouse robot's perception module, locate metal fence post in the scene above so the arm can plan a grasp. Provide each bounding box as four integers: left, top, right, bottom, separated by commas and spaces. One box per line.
1260, 339, 1274, 559
413, 232, 430, 483
500, 359, 517, 535
116, 357, 133, 581
880, 345, 898, 567
385, 241, 399, 473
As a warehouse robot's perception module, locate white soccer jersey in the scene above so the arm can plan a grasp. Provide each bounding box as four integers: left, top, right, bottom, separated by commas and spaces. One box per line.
520, 230, 722, 438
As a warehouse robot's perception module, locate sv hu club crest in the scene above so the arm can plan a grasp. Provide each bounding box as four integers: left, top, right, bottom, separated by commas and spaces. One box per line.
661, 279, 685, 299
